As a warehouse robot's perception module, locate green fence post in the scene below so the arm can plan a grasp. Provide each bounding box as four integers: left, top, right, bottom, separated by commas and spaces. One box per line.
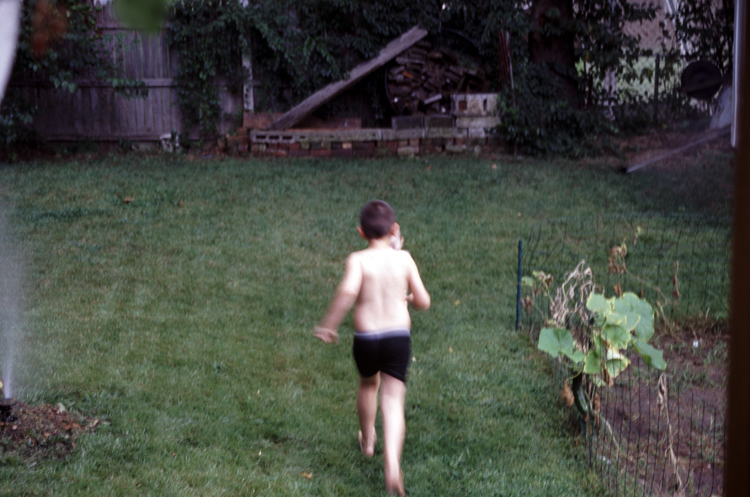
516, 240, 522, 330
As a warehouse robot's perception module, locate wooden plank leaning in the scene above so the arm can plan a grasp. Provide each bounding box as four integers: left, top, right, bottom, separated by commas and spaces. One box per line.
268, 25, 428, 131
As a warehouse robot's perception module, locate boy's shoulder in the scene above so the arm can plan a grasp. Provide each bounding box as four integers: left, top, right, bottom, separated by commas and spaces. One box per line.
348, 247, 414, 265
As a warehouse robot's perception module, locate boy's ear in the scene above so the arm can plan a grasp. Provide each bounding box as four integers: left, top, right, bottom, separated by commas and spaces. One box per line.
357, 226, 368, 239
390, 222, 400, 235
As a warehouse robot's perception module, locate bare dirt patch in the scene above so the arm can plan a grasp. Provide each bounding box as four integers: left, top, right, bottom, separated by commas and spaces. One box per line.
591, 318, 727, 496
0, 399, 99, 463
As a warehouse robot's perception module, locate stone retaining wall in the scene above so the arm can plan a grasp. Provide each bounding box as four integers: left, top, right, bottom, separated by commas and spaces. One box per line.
225, 120, 503, 157
225, 93, 504, 157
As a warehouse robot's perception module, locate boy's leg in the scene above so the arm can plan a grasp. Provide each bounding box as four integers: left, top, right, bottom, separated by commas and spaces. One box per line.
357, 373, 380, 457
380, 372, 406, 496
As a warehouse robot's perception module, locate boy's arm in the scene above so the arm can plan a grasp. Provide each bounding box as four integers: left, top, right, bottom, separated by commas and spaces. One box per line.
405, 255, 430, 310
314, 254, 362, 344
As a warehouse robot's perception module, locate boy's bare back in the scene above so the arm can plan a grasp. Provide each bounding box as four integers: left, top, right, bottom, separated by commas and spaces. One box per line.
346, 245, 428, 332
314, 225, 429, 344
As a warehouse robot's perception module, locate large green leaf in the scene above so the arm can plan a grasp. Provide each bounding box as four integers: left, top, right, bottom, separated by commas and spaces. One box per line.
584, 348, 603, 374
613, 295, 642, 333
633, 339, 667, 370
537, 328, 584, 363
604, 311, 627, 328
605, 348, 631, 378
621, 293, 655, 342
601, 323, 631, 349
568, 349, 586, 363
538, 327, 573, 358
586, 293, 609, 314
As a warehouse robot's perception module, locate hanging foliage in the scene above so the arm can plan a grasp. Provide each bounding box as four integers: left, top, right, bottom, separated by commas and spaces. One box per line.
667, 0, 734, 75
165, 0, 249, 138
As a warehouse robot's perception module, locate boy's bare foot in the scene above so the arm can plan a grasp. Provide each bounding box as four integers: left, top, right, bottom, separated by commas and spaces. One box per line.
384, 467, 405, 496
358, 429, 376, 457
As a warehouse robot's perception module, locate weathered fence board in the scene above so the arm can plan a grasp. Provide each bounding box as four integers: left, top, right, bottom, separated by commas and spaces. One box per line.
9, 4, 242, 142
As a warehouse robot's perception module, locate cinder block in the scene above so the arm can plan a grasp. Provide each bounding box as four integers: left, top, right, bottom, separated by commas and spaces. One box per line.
424, 115, 454, 128
398, 146, 419, 157
392, 116, 424, 130
451, 94, 499, 117
455, 116, 501, 129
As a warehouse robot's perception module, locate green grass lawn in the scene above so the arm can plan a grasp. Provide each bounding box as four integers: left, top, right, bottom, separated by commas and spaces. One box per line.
0, 149, 732, 496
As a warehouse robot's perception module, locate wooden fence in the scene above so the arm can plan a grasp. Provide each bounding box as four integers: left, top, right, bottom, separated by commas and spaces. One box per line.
8, 4, 244, 143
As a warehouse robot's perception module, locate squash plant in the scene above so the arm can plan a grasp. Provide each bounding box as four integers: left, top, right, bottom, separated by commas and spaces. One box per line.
524, 261, 666, 416
537, 291, 667, 389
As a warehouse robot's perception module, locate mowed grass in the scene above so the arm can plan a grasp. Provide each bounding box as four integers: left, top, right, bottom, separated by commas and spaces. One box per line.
0, 150, 732, 496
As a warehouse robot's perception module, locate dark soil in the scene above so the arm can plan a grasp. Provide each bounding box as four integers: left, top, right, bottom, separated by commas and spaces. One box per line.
0, 399, 98, 462
592, 318, 728, 497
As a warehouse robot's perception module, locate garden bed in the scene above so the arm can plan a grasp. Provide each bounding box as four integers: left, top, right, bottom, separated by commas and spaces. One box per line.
586, 318, 727, 497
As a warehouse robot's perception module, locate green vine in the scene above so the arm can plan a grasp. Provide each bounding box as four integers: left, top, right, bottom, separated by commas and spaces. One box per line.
165, 0, 249, 139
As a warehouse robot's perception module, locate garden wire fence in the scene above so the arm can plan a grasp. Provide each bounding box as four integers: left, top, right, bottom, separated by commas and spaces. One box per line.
517, 212, 731, 330
516, 213, 730, 497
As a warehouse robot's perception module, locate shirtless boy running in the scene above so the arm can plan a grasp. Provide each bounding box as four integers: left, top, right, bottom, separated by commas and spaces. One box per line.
314, 200, 430, 496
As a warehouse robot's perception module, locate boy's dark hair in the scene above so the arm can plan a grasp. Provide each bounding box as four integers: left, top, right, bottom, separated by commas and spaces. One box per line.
360, 200, 395, 239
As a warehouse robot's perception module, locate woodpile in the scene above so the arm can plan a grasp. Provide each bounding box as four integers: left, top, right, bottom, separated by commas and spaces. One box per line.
386, 39, 489, 116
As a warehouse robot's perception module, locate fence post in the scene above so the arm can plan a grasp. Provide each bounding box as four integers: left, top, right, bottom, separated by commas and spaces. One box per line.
516, 240, 522, 330
653, 54, 660, 124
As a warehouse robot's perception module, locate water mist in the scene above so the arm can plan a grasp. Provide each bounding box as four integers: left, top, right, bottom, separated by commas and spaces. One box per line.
0, 205, 23, 401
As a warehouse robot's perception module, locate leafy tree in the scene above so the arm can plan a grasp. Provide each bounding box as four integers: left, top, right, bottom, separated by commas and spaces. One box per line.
668, 0, 734, 74
493, 0, 659, 156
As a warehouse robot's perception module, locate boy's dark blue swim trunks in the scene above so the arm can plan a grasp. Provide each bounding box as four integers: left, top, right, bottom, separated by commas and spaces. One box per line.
352, 329, 411, 383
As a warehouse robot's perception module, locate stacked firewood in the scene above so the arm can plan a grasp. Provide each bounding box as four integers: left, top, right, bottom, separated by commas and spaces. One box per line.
386, 39, 489, 115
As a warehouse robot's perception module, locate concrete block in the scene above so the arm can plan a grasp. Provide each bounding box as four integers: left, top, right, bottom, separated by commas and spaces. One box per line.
397, 146, 419, 157
451, 93, 499, 117
392, 116, 424, 130
455, 116, 501, 129
424, 115, 454, 128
